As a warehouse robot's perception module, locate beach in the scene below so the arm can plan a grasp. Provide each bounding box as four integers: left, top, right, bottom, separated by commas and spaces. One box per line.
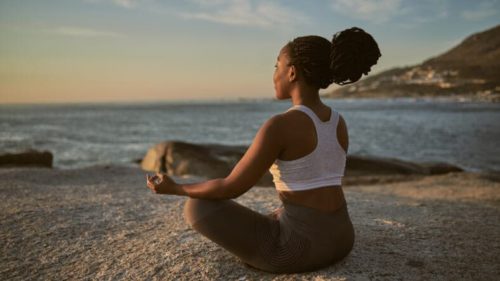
2, 2, 499, 280
1, 165, 499, 280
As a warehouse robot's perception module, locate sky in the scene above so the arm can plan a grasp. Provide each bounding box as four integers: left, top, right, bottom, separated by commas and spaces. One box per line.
0, 0, 499, 104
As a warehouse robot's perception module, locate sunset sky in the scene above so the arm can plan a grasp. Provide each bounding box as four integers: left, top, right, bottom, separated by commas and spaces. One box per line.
1, 0, 499, 104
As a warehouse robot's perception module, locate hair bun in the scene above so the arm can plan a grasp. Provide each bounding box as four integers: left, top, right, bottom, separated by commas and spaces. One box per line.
330, 27, 381, 85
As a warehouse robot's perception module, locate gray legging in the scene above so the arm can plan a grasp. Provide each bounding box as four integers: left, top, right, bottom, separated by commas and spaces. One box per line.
183, 197, 355, 273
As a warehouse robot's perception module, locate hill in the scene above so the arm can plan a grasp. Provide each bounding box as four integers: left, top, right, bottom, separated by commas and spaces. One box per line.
326, 25, 500, 101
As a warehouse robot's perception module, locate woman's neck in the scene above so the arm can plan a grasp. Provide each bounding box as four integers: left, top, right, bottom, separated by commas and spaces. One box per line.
290, 84, 322, 108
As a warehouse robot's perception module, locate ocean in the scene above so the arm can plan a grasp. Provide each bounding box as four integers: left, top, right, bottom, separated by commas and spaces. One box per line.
1, 98, 499, 172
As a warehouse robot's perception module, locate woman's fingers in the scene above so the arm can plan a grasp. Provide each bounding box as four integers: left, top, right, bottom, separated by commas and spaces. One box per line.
146, 174, 158, 193
146, 173, 171, 194
147, 174, 161, 184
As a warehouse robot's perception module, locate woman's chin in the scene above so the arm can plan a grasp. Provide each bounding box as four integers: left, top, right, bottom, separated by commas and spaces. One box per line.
274, 93, 288, 100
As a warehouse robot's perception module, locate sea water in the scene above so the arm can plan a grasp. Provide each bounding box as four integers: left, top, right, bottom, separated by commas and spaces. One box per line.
1, 98, 499, 172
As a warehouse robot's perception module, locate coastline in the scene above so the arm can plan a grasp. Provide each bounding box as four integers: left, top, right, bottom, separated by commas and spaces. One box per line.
1, 95, 498, 108
1, 165, 499, 280
2, 98, 499, 172
321, 92, 500, 103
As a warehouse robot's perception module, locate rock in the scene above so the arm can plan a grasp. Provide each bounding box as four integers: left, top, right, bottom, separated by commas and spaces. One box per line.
346, 155, 463, 176
141, 141, 275, 186
141, 142, 169, 173
165, 141, 236, 179
1, 166, 497, 280
419, 162, 464, 175
0, 149, 53, 168
346, 155, 425, 176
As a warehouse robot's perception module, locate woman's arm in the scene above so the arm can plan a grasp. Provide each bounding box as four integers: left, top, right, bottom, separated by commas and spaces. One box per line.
337, 114, 349, 154
147, 115, 284, 199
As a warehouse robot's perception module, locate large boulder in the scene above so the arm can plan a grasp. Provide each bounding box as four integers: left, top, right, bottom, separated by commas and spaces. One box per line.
0, 149, 53, 168
346, 155, 424, 176
141, 141, 274, 186
346, 155, 463, 176
419, 161, 464, 175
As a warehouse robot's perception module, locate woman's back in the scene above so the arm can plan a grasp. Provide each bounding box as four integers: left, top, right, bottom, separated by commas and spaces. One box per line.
272, 103, 349, 212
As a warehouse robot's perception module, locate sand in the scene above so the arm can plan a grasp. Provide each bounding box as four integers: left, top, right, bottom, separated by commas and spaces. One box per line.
1, 165, 499, 280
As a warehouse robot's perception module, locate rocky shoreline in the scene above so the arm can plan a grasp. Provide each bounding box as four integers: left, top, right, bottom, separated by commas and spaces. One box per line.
140, 141, 463, 187
2, 142, 464, 188
1, 142, 492, 201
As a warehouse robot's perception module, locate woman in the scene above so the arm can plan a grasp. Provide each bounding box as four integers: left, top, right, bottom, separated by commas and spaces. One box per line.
146, 27, 381, 273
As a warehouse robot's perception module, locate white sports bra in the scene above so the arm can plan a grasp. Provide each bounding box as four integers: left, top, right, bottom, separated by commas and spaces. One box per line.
269, 105, 347, 191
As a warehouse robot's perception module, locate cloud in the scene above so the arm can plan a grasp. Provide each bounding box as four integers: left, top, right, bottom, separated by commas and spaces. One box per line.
51, 26, 125, 38
112, 0, 137, 8
331, 0, 402, 23
331, 0, 454, 26
82, 0, 142, 9
179, 0, 308, 28
462, 1, 498, 21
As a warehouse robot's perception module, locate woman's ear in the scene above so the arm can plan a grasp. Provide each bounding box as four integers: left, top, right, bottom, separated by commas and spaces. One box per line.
288, 65, 297, 82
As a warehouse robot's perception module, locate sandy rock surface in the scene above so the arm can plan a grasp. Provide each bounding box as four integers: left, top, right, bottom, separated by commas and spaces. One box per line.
1, 166, 499, 280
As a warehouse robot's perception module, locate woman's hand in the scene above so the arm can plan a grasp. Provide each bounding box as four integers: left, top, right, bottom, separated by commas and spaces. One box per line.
146, 173, 179, 195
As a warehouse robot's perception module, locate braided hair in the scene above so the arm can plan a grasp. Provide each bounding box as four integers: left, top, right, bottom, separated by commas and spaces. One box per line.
285, 27, 381, 88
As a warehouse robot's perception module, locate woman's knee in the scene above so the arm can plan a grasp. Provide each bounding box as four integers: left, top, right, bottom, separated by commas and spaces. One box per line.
183, 198, 232, 227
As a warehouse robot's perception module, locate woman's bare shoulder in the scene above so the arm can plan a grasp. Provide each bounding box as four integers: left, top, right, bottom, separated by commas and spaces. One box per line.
275, 110, 309, 128
264, 111, 300, 130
